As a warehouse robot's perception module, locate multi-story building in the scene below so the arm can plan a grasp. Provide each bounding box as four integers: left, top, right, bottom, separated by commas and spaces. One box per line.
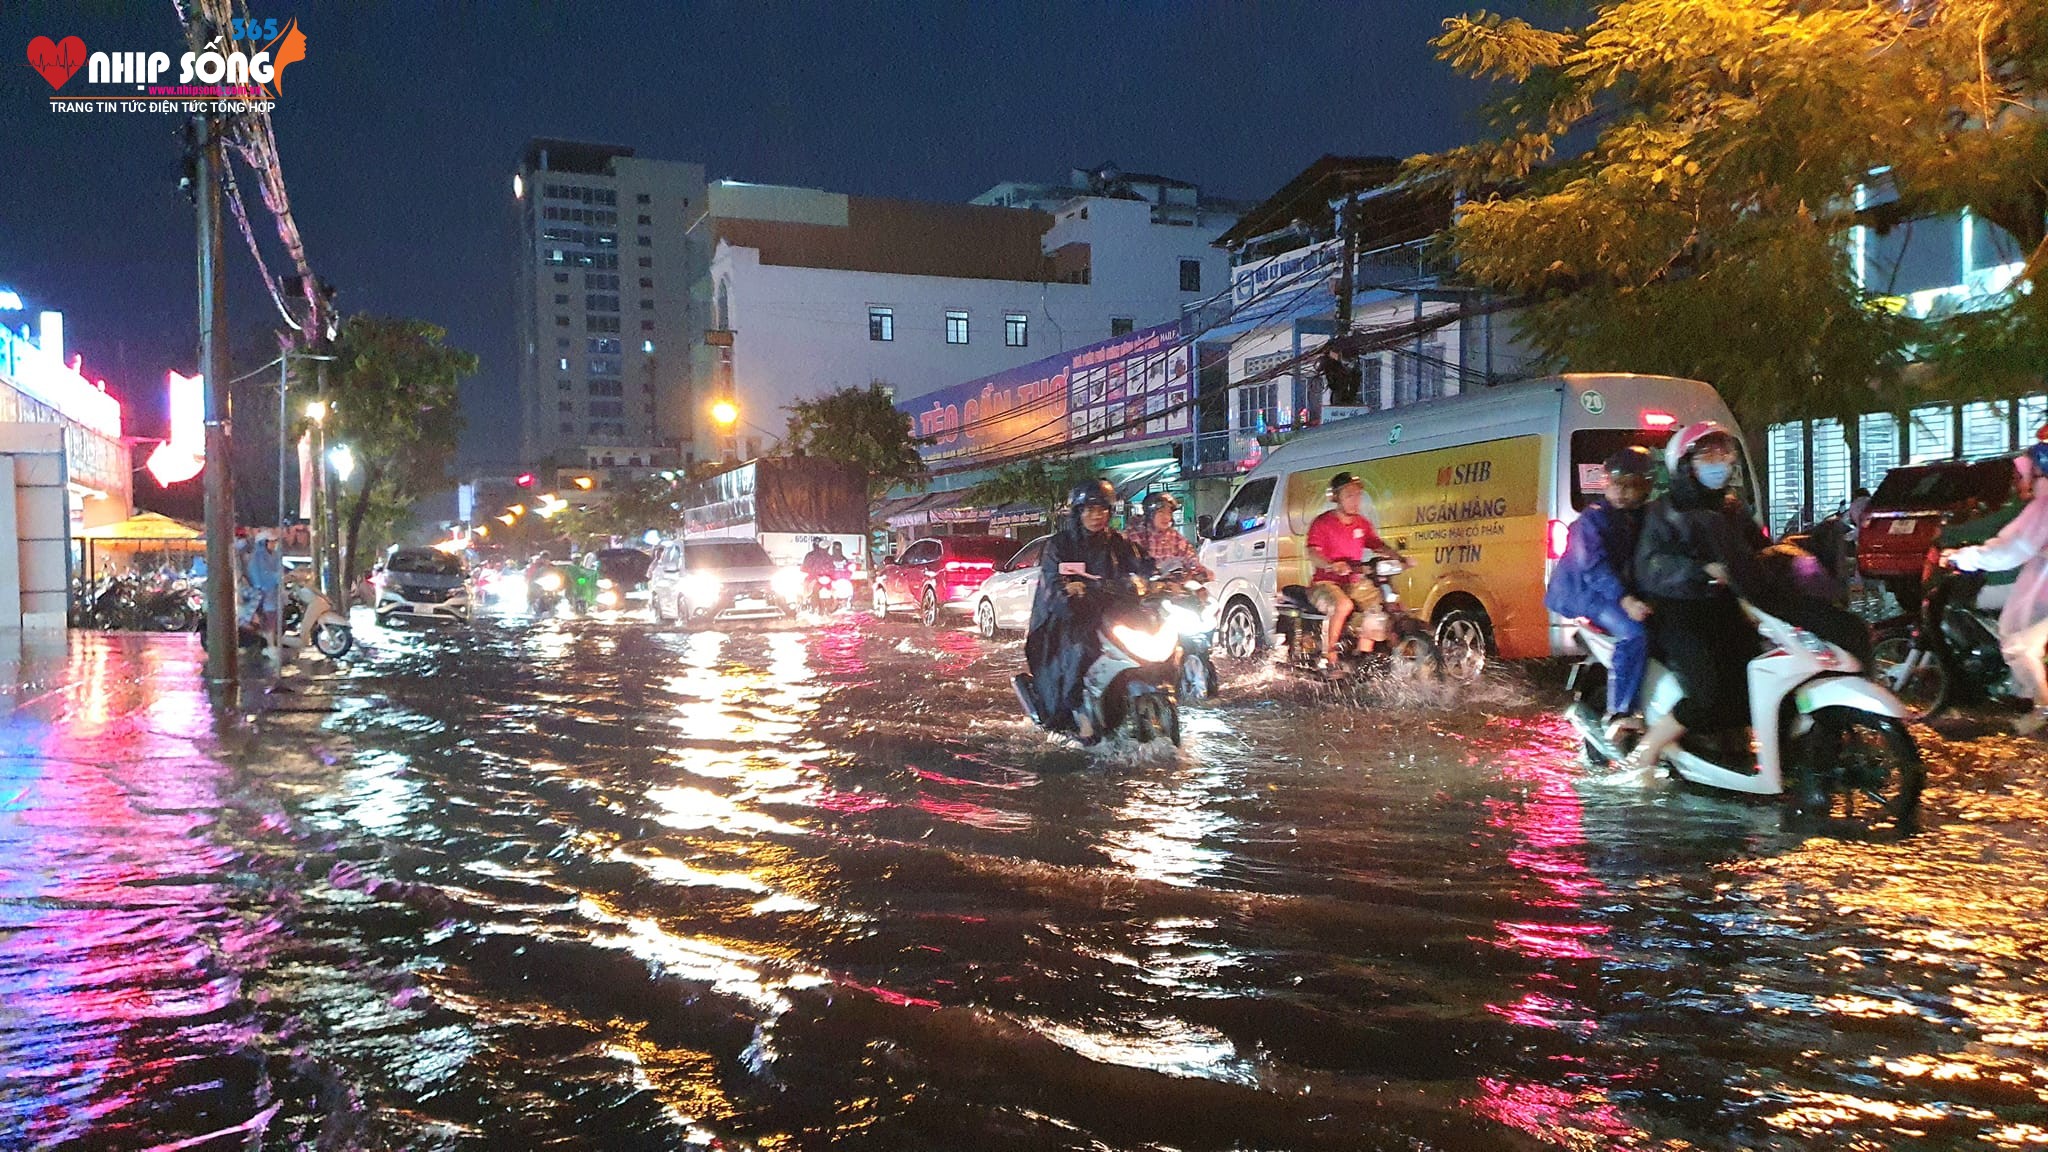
686, 171, 1238, 461
512, 138, 706, 473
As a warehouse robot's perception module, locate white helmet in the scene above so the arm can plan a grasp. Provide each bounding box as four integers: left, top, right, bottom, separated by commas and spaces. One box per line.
1665, 420, 1738, 475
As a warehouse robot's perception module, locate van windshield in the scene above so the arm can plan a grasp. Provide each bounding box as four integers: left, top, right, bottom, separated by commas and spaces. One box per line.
1569, 429, 1755, 510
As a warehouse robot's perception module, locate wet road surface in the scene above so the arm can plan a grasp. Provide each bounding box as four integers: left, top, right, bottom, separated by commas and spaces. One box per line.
2, 617, 2045, 1150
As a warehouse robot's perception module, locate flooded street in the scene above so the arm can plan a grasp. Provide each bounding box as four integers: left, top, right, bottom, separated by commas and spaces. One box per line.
3, 618, 2046, 1151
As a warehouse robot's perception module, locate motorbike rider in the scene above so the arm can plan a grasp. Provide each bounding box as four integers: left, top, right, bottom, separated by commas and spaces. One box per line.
1305, 471, 1396, 671
1624, 423, 1770, 774
1945, 435, 2048, 736
1016, 479, 1149, 737
1126, 492, 1212, 583
801, 537, 835, 579
1546, 447, 1656, 739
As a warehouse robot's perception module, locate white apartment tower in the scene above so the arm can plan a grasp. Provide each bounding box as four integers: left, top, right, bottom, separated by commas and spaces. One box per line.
514, 139, 707, 470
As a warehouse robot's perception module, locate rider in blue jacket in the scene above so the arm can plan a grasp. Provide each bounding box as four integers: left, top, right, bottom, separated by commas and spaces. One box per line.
1547, 447, 1656, 738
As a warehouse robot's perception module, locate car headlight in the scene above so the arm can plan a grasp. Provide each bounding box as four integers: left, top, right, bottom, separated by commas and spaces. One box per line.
770, 567, 807, 598
682, 572, 721, 605
536, 571, 564, 592
1111, 621, 1179, 664
596, 589, 620, 608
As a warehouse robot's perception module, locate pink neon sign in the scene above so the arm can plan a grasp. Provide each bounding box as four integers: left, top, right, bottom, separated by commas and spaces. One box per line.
145, 371, 204, 486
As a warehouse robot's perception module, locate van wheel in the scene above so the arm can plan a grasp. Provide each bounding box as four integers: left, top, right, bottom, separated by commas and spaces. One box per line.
1434, 605, 1493, 683
1217, 599, 1264, 661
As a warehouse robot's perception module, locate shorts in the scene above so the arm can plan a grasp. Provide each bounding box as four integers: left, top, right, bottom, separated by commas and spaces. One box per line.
1308, 580, 1381, 616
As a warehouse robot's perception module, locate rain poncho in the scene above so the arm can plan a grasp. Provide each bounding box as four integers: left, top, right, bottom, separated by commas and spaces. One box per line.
1023, 521, 1148, 734
1949, 484, 2048, 703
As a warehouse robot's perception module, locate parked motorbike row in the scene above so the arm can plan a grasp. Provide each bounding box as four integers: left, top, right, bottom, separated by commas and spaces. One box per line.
77, 573, 203, 632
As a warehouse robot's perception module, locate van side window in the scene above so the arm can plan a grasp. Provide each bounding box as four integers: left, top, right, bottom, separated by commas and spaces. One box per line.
1211, 477, 1277, 540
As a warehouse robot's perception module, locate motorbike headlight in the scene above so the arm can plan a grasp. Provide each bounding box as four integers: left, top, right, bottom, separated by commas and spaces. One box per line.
683, 572, 721, 605
832, 578, 853, 596
770, 567, 807, 599
1374, 559, 1405, 577
1112, 621, 1179, 664
596, 589, 620, 608
1163, 602, 1206, 636
598, 577, 616, 590
536, 572, 564, 592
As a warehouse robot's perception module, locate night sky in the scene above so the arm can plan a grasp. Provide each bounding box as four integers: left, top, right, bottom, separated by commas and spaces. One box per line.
3, 0, 1536, 468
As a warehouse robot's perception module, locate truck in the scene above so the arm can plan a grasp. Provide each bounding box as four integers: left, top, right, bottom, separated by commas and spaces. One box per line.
678, 456, 872, 589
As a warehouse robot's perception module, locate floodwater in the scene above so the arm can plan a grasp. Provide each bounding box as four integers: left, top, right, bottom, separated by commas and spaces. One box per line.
1, 616, 2045, 1151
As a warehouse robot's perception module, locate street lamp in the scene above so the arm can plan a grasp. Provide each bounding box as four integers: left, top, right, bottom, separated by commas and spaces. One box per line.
711, 399, 738, 428
328, 443, 355, 482
305, 399, 327, 423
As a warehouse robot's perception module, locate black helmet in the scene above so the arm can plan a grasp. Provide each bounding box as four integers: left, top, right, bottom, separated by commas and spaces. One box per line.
1604, 446, 1656, 479
1328, 471, 1363, 498
1068, 480, 1116, 514
1141, 492, 1180, 517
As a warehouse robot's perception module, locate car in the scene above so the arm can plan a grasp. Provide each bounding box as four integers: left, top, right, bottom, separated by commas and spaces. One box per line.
1857, 458, 2018, 607
647, 538, 802, 624
971, 534, 1050, 638
872, 535, 1019, 626
376, 547, 471, 622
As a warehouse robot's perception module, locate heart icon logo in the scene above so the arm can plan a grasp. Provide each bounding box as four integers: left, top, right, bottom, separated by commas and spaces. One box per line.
27, 35, 87, 91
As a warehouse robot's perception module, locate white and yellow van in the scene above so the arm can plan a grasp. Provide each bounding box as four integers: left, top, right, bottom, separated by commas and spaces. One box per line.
1198, 373, 1752, 668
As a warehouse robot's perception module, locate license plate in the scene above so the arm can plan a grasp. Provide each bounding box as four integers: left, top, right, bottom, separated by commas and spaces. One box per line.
1888, 519, 1919, 535
735, 597, 767, 610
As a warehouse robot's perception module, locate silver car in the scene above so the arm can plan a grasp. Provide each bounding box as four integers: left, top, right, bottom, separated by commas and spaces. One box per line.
971, 534, 1049, 638
648, 539, 802, 624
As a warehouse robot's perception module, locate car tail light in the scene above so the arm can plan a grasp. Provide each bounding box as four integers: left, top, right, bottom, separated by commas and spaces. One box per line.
1641, 410, 1677, 430
943, 560, 992, 572
1547, 519, 1570, 561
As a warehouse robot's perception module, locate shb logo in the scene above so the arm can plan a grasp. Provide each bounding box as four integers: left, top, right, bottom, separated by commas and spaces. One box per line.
27, 35, 87, 90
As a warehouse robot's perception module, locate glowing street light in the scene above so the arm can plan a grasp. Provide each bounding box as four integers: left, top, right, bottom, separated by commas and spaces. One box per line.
711, 399, 738, 428
328, 443, 355, 481
305, 399, 327, 423
573, 475, 595, 490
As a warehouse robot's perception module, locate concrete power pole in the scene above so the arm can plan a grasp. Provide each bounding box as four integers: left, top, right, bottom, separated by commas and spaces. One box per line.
195, 113, 238, 684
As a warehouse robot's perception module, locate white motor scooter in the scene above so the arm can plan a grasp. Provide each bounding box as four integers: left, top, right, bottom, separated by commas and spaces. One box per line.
1013, 572, 1183, 746
1567, 601, 1923, 822
277, 582, 353, 659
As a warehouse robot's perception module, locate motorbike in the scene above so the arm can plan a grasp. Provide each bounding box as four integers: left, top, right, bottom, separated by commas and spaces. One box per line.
1272, 556, 1441, 680
201, 583, 352, 659
1567, 601, 1924, 823
1869, 554, 2011, 722
1012, 573, 1184, 746
806, 569, 854, 615
527, 564, 566, 615
1160, 578, 1220, 701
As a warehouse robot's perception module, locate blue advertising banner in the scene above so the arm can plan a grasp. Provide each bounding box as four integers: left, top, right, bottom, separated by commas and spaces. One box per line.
906, 323, 1191, 466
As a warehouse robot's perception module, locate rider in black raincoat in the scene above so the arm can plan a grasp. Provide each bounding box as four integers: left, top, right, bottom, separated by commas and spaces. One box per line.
1016, 480, 1150, 736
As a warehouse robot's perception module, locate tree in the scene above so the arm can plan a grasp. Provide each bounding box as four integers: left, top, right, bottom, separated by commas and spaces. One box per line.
562, 474, 680, 543
1411, 1, 2048, 433
782, 383, 929, 500
298, 316, 476, 581
965, 458, 1100, 533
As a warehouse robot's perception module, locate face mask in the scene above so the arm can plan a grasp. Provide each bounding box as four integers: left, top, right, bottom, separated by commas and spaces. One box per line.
1693, 462, 1733, 490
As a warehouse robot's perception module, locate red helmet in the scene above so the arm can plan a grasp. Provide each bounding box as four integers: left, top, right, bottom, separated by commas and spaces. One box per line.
1665, 420, 1738, 475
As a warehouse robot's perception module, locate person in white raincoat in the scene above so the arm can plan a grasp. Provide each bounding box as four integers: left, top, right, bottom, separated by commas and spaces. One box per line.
1948, 436, 2048, 736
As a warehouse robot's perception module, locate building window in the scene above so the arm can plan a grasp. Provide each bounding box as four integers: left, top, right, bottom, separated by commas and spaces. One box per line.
641, 319, 655, 331
553, 272, 569, 284
589, 356, 620, 375
586, 294, 618, 312
587, 315, 620, 333
555, 315, 569, 327
869, 307, 894, 341
1908, 403, 1956, 463
554, 293, 569, 305
637, 235, 651, 247
637, 214, 651, 225
640, 298, 654, 310
1110, 317, 1134, 337
588, 337, 620, 354
557, 337, 571, 348
1392, 341, 1446, 405
1180, 259, 1202, 292
636, 193, 650, 204
639, 277, 653, 288
557, 378, 572, 391
559, 401, 574, 413
1858, 412, 1901, 492
1005, 314, 1028, 347
589, 400, 624, 418
1236, 381, 1281, 435
558, 357, 570, 371
945, 310, 969, 344
638, 256, 653, 268
560, 421, 574, 434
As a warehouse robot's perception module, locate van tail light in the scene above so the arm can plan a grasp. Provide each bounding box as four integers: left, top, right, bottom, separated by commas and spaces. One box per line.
1547, 519, 1570, 561
1641, 410, 1677, 430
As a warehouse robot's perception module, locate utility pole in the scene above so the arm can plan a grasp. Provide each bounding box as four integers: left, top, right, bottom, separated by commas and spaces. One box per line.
195, 112, 238, 684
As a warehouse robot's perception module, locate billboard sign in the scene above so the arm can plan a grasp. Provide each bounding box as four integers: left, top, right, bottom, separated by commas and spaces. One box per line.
906, 323, 1191, 466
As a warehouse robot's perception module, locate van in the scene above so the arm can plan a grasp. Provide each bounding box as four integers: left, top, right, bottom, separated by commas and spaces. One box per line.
1198, 373, 1753, 669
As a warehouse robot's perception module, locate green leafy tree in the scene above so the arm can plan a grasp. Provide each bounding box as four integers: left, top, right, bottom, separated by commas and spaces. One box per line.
1411, 0, 2048, 437
563, 474, 680, 543
297, 316, 476, 581
782, 383, 929, 501
965, 458, 1101, 533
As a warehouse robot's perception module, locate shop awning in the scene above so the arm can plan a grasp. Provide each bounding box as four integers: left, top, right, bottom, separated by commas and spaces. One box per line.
871, 493, 930, 524
1113, 463, 1177, 501
77, 512, 203, 541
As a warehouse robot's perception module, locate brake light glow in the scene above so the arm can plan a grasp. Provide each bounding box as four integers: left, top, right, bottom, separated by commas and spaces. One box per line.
1547, 518, 1570, 560
1641, 410, 1677, 429
943, 561, 993, 572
